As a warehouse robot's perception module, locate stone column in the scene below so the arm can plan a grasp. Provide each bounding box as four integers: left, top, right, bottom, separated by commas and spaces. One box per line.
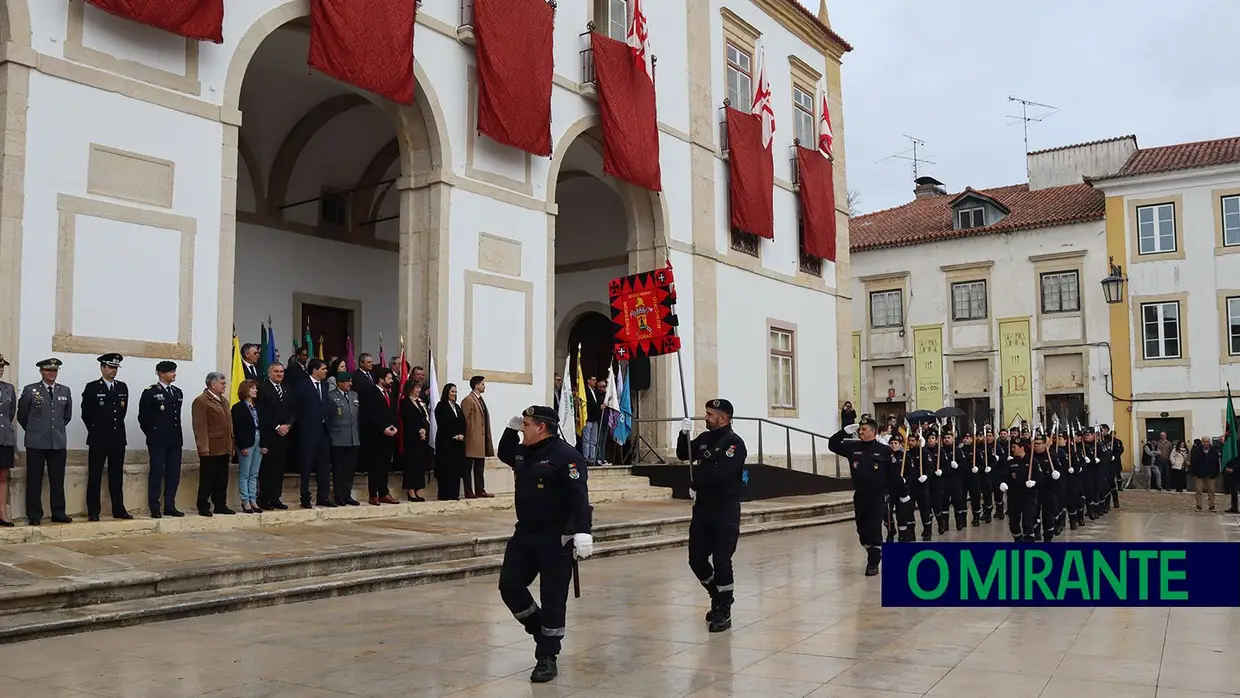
398, 178, 450, 380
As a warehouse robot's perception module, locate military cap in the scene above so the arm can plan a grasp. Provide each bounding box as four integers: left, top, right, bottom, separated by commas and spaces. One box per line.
923, 427, 938, 437
334, 372, 353, 383
858, 415, 879, 429
155, 360, 177, 373
523, 405, 559, 426
36, 358, 63, 370
706, 398, 734, 417
1010, 437, 1030, 449
97, 353, 123, 367
889, 433, 903, 443
0, 353, 9, 367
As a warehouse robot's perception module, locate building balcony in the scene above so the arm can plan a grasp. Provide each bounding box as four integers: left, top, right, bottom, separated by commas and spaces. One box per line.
456, 0, 475, 46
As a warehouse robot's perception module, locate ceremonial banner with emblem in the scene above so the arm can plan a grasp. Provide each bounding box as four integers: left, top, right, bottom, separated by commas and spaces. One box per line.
796, 146, 838, 261
475, 0, 554, 156
590, 32, 662, 192
726, 108, 774, 239
913, 325, 943, 411
309, 0, 417, 105
998, 317, 1033, 426
609, 262, 681, 361
86, 0, 223, 43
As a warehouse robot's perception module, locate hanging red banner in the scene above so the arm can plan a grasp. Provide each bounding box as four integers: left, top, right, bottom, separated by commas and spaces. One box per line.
609, 262, 681, 361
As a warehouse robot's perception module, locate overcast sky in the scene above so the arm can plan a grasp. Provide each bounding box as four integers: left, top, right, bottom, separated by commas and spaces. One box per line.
812, 0, 1240, 214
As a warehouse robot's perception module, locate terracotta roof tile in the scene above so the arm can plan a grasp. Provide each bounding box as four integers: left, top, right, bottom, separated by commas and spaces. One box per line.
782, 0, 853, 52
851, 183, 1105, 252
1104, 136, 1240, 179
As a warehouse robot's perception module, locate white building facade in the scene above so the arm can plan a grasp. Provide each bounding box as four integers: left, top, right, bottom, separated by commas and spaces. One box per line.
0, 0, 854, 515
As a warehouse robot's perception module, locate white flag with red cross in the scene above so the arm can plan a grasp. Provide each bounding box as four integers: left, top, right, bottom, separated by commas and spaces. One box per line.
751, 37, 775, 149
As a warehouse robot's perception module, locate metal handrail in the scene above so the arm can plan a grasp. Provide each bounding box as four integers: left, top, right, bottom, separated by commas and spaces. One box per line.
633, 416, 842, 478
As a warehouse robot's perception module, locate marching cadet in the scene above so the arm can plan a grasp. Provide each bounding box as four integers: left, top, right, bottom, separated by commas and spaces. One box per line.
1081, 427, 1103, 519
17, 358, 73, 525
998, 437, 1041, 542
904, 426, 934, 541
993, 429, 1013, 519
80, 353, 133, 521
940, 429, 968, 531
885, 433, 906, 542
828, 416, 909, 576
923, 428, 949, 535
1100, 424, 1124, 509
1056, 431, 1084, 530
1031, 432, 1060, 542
496, 406, 593, 684
138, 361, 185, 518
979, 428, 998, 523
960, 431, 984, 527
677, 399, 747, 633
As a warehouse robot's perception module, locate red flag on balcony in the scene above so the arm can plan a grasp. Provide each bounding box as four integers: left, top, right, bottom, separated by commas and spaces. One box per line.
726, 108, 774, 239
797, 146, 837, 261
308, 0, 417, 105
85, 0, 223, 43
591, 33, 662, 192
475, 0, 554, 157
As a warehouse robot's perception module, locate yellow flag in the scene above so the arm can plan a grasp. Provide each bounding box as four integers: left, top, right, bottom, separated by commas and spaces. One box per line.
574, 344, 587, 436
229, 331, 244, 406
316, 335, 325, 360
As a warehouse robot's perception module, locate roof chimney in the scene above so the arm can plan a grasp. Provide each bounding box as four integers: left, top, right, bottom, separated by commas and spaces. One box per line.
913, 176, 947, 200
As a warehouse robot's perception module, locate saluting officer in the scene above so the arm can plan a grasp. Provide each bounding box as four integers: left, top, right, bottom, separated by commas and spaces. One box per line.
828, 416, 908, 576
138, 361, 185, 518
496, 406, 593, 684
81, 353, 133, 521
677, 398, 747, 633
18, 358, 74, 525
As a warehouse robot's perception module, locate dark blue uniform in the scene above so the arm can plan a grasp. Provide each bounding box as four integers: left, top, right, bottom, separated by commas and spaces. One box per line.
81, 378, 129, 520
828, 427, 906, 573
676, 424, 747, 618
496, 424, 592, 662
1005, 445, 1042, 542
138, 382, 184, 516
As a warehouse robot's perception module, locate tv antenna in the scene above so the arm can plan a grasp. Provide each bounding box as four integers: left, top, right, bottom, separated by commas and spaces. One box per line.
876, 134, 936, 179
1006, 95, 1059, 156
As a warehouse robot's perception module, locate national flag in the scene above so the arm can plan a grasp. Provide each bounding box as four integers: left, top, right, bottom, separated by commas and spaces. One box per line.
378, 332, 386, 368
427, 351, 440, 450
614, 364, 633, 445
751, 37, 775, 149
1224, 384, 1239, 469
229, 329, 244, 406
259, 322, 270, 375
345, 335, 356, 372
557, 353, 575, 438
303, 322, 314, 361
266, 315, 278, 370
816, 76, 834, 158
626, 0, 652, 79
574, 344, 588, 437
396, 339, 408, 456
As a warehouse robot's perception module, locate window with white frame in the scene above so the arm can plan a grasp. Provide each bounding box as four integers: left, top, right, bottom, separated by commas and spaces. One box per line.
1040, 271, 1080, 314
956, 207, 985, 230
1137, 203, 1176, 255
769, 327, 796, 409
951, 280, 988, 321
1228, 297, 1240, 356
870, 289, 903, 329
602, 0, 627, 40
1223, 195, 1240, 247
1141, 301, 1181, 360
726, 43, 752, 109
793, 85, 814, 146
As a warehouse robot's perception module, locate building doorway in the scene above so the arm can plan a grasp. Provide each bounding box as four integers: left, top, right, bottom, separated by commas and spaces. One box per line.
954, 397, 992, 433
568, 311, 615, 384
302, 303, 352, 361
1045, 393, 1087, 430
1144, 418, 1185, 445
874, 401, 906, 427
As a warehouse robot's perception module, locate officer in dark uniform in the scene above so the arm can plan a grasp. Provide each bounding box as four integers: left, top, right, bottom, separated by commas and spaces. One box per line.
138, 361, 185, 518
828, 416, 908, 576
960, 431, 983, 527
677, 398, 747, 633
903, 426, 934, 541
999, 437, 1042, 542
17, 358, 74, 525
1031, 432, 1060, 542
81, 353, 132, 521
496, 406, 593, 684
940, 429, 968, 531
1100, 424, 1124, 509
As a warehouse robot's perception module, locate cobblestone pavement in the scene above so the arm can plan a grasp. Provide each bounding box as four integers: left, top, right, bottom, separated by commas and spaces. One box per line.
2, 509, 1239, 697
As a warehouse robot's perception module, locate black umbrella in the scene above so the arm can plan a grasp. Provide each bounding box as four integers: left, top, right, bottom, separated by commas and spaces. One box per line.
905, 409, 937, 424
935, 406, 966, 419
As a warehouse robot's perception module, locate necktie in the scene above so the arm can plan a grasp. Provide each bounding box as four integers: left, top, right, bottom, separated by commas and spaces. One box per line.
276, 383, 283, 399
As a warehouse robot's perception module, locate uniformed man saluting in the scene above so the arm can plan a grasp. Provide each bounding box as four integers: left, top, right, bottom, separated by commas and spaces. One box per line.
829, 416, 909, 576
677, 398, 747, 633
81, 353, 132, 521
17, 358, 73, 525
496, 405, 593, 684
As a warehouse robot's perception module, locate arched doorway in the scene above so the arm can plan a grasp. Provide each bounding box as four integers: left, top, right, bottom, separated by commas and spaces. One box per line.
567, 310, 615, 383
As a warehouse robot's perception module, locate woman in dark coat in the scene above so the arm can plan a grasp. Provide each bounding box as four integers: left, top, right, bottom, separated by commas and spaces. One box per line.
400, 379, 432, 502
434, 383, 467, 501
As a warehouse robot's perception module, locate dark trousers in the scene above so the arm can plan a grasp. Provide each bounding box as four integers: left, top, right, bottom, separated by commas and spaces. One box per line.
147, 444, 182, 514
259, 436, 288, 506
87, 443, 127, 518
688, 501, 741, 608
1066, 472, 1085, 517
992, 469, 1007, 517
364, 437, 393, 498
854, 491, 886, 566
196, 454, 230, 513
331, 445, 359, 503
299, 433, 332, 503
1007, 489, 1039, 541
1111, 461, 1123, 506
943, 476, 967, 527
903, 481, 932, 530
437, 456, 462, 500
498, 529, 574, 659
462, 457, 487, 495
1039, 484, 1058, 541
25, 448, 67, 522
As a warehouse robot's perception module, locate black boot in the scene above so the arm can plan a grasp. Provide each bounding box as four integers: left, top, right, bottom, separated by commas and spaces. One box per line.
708, 605, 732, 633
1069, 516, 1078, 531
983, 509, 993, 524
703, 583, 720, 622
921, 523, 932, 541
937, 515, 948, 535
530, 656, 558, 683
972, 512, 981, 527
864, 547, 882, 577
995, 503, 1006, 520
956, 513, 967, 531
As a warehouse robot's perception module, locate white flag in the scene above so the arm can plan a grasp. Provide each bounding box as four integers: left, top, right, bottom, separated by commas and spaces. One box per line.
557, 353, 575, 437
626, 0, 652, 80
751, 37, 775, 149
427, 351, 440, 449
816, 77, 833, 158
604, 363, 620, 412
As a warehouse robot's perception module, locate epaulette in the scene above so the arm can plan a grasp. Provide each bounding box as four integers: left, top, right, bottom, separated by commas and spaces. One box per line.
149, 384, 157, 389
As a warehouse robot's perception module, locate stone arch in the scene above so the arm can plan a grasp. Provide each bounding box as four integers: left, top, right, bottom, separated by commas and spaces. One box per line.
265, 93, 370, 216
237, 135, 265, 212
555, 300, 612, 366
0, 0, 32, 47
352, 138, 400, 229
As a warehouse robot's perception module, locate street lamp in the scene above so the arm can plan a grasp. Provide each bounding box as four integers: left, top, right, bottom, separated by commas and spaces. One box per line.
1101, 256, 1126, 304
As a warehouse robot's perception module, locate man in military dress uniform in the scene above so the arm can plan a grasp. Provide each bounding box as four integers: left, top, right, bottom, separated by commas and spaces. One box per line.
81, 353, 133, 521
496, 406, 593, 684
677, 399, 747, 633
17, 358, 74, 525
138, 361, 185, 517
828, 416, 908, 576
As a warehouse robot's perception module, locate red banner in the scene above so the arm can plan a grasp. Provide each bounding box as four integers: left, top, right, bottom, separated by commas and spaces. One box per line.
85, 0, 223, 43
591, 33, 662, 192
308, 0, 417, 105
796, 147, 838, 261
475, 0, 554, 156
609, 262, 681, 361
726, 108, 774, 239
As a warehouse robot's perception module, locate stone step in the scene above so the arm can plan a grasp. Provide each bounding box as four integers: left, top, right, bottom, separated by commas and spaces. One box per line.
0, 503, 855, 644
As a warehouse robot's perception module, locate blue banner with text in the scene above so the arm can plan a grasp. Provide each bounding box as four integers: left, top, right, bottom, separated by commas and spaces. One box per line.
881, 543, 1240, 607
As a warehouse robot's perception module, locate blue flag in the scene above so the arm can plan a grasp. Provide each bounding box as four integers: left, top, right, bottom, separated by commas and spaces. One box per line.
614, 365, 633, 445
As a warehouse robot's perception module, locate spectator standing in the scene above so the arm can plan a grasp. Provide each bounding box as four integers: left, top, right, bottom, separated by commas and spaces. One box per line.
256, 364, 293, 511
435, 383, 466, 500
232, 380, 265, 513
326, 372, 361, 506
400, 379, 431, 502
462, 375, 495, 499
840, 401, 857, 427
361, 367, 400, 505
1169, 441, 1189, 492
138, 361, 184, 518
1191, 437, 1221, 512
18, 358, 73, 525
191, 372, 236, 517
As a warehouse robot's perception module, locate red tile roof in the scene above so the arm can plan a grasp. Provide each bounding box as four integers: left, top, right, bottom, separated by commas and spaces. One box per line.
1094, 136, 1240, 180
851, 183, 1105, 252
781, 0, 853, 52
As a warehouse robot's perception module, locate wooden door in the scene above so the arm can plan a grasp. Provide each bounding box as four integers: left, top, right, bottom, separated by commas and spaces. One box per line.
568, 311, 615, 383
302, 303, 351, 362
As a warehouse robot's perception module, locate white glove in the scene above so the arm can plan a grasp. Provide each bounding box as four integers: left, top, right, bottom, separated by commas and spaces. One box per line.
1085, 457, 1093, 464
572, 533, 594, 559
844, 423, 860, 436
899, 495, 911, 504
951, 460, 959, 469
688, 487, 696, 501
984, 466, 992, 473
918, 474, 928, 483
999, 482, 1009, 492
1007, 456, 1015, 461
972, 467, 979, 474
1068, 467, 1075, 474
680, 418, 693, 433
934, 469, 942, 477
1052, 470, 1061, 480
993, 454, 1000, 461
1025, 480, 1036, 489
507, 415, 524, 431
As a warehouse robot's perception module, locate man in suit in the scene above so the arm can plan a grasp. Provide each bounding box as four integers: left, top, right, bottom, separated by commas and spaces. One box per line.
80, 353, 132, 521
257, 363, 295, 510
353, 353, 376, 389
17, 358, 74, 525
241, 344, 261, 382
191, 371, 236, 517
138, 361, 185, 518
361, 367, 400, 505
462, 375, 495, 498
294, 358, 335, 508
287, 345, 310, 381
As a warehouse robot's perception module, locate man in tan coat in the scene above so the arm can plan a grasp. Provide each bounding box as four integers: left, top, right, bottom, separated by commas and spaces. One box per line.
462, 375, 495, 498
192, 372, 236, 517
